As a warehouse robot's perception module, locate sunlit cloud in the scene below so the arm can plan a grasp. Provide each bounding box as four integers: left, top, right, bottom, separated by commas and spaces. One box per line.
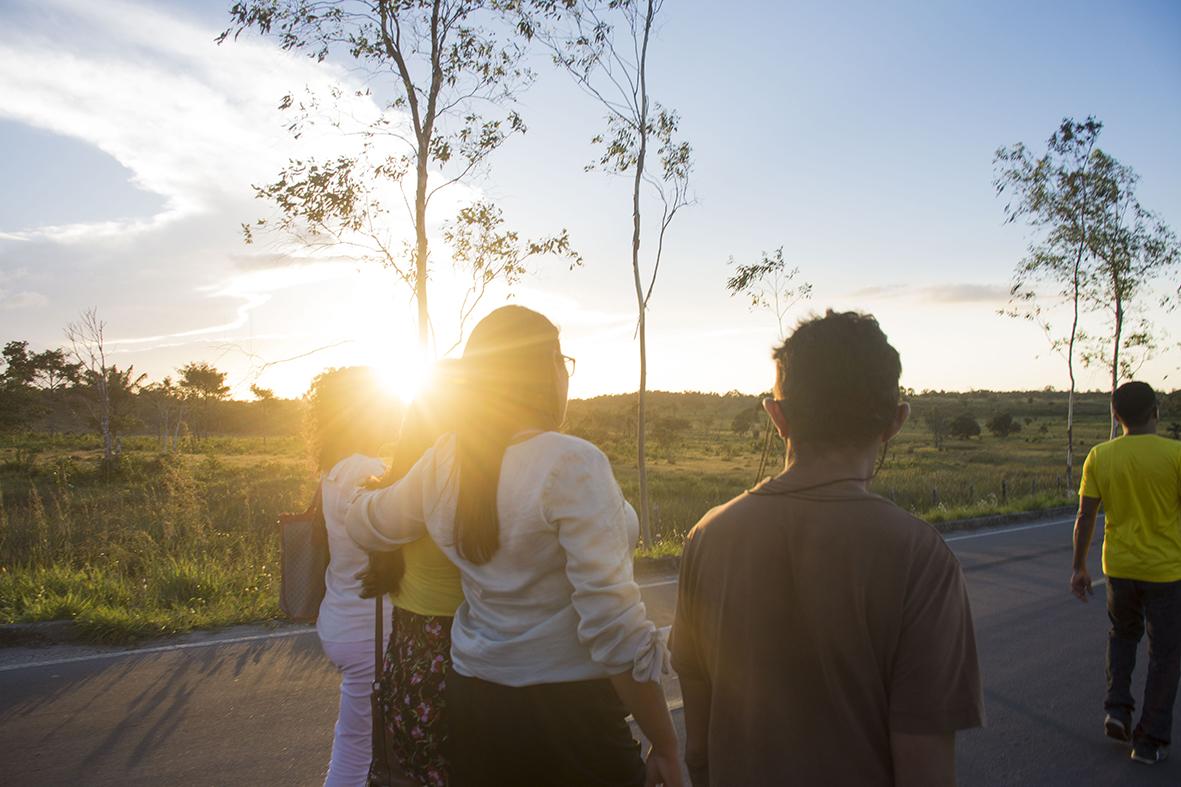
0, 0, 380, 242
850, 282, 1010, 304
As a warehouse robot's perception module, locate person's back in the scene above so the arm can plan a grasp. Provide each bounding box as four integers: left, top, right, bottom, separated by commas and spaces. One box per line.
1072, 382, 1181, 765
1083, 434, 1181, 583
672, 310, 984, 786
675, 482, 980, 785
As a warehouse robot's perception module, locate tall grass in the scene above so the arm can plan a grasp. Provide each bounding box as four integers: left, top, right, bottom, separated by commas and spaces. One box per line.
0, 450, 308, 642
1, 416, 1091, 642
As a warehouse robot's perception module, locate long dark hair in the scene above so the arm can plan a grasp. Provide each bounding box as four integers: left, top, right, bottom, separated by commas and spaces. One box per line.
454, 306, 564, 564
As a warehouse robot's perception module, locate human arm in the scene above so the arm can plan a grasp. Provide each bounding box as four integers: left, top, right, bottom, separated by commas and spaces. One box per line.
343, 445, 435, 552
670, 525, 709, 786
547, 444, 679, 783
608, 672, 684, 787
1071, 495, 1102, 602
888, 534, 983, 777
890, 731, 955, 787
680, 676, 711, 787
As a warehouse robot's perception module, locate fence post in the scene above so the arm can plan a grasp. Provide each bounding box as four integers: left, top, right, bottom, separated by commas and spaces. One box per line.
969, 484, 975, 501
1031, 478, 1037, 496
931, 487, 939, 507
1001, 479, 1008, 502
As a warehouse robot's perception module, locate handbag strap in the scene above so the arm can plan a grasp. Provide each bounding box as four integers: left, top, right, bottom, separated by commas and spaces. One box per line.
374, 593, 384, 679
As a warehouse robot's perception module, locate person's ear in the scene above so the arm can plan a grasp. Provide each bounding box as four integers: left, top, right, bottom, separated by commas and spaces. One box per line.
762, 397, 789, 439
884, 402, 910, 442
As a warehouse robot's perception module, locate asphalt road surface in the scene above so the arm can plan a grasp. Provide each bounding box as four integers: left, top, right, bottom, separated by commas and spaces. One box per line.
2, 513, 1178, 785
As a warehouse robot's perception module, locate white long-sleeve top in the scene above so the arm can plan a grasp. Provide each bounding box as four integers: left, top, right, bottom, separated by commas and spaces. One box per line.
317, 453, 393, 643
344, 431, 668, 686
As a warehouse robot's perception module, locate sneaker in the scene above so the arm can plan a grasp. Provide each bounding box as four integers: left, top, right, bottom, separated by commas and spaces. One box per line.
1131, 738, 1170, 764
1104, 713, 1132, 742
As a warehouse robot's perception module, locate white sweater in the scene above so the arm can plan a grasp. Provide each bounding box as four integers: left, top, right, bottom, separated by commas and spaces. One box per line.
317, 453, 393, 643
344, 432, 668, 686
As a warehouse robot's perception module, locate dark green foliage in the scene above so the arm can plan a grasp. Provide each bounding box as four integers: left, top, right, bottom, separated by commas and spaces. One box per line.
987, 412, 1022, 439
949, 413, 981, 440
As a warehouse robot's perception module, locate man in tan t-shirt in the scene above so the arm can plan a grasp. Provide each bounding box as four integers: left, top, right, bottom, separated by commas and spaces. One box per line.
672, 310, 984, 786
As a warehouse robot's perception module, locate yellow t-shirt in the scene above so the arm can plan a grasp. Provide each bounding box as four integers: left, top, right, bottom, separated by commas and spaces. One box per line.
390, 536, 465, 618
1080, 434, 1181, 583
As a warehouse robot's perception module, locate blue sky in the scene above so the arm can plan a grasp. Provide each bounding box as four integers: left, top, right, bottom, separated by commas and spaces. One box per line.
1, 0, 1179, 398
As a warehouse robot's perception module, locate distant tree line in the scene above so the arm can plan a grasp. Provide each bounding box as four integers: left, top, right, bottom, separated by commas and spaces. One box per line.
1, 336, 303, 460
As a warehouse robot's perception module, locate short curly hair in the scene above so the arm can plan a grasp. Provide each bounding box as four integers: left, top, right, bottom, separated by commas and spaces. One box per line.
772, 310, 901, 449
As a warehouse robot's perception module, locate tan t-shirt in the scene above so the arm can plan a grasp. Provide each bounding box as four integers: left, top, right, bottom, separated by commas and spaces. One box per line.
671, 477, 984, 787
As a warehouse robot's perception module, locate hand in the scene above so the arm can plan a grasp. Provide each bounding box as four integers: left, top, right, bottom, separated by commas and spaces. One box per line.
355, 551, 404, 598
1070, 569, 1093, 603
644, 745, 685, 787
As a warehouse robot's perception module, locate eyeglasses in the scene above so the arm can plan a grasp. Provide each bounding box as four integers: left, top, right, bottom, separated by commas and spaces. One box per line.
557, 353, 576, 377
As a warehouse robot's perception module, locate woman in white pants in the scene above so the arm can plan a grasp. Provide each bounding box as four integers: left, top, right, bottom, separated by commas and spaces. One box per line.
307, 367, 395, 787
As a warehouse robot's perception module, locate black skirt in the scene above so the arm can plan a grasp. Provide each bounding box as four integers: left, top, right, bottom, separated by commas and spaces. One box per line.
444, 669, 646, 787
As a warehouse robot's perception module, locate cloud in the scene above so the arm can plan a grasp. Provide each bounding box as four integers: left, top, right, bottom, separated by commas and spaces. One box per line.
850, 282, 1009, 304
0, 291, 49, 309
0, 0, 381, 242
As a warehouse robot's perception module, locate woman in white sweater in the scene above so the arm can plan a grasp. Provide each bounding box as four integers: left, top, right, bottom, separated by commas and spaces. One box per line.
306, 367, 395, 787
345, 306, 682, 787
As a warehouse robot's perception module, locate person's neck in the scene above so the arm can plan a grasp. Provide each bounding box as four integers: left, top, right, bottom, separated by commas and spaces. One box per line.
1122, 421, 1157, 437
778, 442, 878, 491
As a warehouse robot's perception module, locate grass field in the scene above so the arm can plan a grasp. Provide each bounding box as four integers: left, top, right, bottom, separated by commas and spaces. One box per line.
0, 389, 1161, 642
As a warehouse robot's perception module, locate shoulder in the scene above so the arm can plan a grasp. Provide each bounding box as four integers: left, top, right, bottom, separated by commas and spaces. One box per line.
530, 432, 613, 479
325, 453, 386, 489
534, 431, 609, 461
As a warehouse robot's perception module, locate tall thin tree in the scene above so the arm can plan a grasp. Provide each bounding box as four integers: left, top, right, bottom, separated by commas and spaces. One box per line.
531, 0, 692, 545
222, 0, 577, 354
1083, 150, 1180, 437
994, 117, 1101, 485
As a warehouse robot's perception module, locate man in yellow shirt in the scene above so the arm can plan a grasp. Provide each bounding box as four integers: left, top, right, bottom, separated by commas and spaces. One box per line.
1072, 381, 1181, 766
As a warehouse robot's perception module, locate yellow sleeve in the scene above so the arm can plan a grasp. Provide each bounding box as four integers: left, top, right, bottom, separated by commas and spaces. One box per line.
1079, 448, 1100, 500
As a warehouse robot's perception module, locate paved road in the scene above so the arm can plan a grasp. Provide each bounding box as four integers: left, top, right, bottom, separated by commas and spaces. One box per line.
1, 514, 1177, 785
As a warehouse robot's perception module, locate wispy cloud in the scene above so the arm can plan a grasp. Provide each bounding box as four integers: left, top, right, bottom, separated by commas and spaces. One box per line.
0, 0, 377, 242
850, 282, 1009, 304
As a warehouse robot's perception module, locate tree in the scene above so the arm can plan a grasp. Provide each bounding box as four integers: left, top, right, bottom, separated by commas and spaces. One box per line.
222, 0, 577, 355
923, 410, 950, 451
76, 365, 147, 454
731, 407, 758, 438
995, 117, 1101, 486
250, 383, 277, 447
949, 413, 981, 441
179, 362, 231, 440
31, 348, 81, 392
533, 0, 693, 545
1081, 150, 1180, 437
65, 310, 120, 468
986, 412, 1022, 439
725, 247, 812, 339
142, 377, 187, 451
1168, 423, 1181, 441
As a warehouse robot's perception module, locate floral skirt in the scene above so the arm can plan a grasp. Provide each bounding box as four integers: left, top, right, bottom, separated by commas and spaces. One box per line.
375, 608, 452, 787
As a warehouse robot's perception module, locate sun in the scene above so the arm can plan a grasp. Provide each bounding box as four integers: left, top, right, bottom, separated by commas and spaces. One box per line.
374, 349, 433, 405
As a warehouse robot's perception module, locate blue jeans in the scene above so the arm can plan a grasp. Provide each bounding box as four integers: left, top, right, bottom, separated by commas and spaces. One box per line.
1105, 577, 1181, 744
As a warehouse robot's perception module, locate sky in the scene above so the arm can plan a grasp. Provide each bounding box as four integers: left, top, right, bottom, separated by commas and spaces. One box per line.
1, 0, 1179, 400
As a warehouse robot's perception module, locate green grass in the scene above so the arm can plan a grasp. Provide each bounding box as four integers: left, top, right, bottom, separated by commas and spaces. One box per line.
0, 401, 1114, 643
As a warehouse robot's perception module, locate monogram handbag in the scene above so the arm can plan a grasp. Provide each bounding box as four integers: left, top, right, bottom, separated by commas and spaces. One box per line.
276, 483, 328, 623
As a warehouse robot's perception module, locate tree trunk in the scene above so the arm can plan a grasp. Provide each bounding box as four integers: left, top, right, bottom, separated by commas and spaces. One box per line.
1110, 292, 1124, 439
631, 0, 656, 548
414, 157, 431, 349
1065, 253, 1080, 486
99, 377, 113, 470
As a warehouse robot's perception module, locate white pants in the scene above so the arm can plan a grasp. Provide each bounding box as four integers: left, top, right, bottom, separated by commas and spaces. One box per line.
321, 638, 379, 787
